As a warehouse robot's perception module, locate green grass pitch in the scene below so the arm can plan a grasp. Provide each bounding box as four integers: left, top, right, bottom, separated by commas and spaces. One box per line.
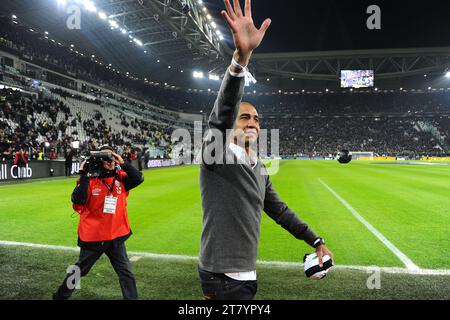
0, 160, 449, 299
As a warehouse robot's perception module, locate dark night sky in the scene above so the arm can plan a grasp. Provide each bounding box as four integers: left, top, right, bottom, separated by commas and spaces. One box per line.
206, 0, 450, 52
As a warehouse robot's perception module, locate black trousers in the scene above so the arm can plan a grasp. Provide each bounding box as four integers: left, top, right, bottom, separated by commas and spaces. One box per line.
53, 241, 137, 300
198, 267, 257, 300
65, 163, 72, 176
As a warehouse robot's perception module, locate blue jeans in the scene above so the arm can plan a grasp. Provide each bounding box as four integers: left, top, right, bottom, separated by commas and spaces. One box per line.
198, 266, 257, 300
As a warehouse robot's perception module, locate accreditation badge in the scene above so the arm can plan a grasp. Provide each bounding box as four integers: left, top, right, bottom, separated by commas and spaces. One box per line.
103, 196, 118, 214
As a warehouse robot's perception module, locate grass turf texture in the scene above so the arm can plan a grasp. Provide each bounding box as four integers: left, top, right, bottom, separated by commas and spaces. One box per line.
0, 160, 449, 299
1, 245, 449, 300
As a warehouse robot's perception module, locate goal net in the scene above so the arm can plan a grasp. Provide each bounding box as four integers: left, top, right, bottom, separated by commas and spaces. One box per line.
350, 151, 374, 160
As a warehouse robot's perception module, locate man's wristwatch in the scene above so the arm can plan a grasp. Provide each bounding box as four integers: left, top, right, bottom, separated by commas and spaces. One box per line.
313, 237, 325, 248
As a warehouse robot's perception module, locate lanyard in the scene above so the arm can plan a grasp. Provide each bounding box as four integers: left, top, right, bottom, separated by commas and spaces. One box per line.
101, 177, 116, 195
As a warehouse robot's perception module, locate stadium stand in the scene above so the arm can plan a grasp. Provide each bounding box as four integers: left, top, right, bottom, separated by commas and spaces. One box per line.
0, 16, 448, 161
0, 86, 178, 162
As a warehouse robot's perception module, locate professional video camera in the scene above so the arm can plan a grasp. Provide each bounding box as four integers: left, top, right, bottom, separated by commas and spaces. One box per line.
80, 151, 113, 177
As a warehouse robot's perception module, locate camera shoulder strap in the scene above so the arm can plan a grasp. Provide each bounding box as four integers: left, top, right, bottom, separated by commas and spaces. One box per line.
100, 177, 116, 195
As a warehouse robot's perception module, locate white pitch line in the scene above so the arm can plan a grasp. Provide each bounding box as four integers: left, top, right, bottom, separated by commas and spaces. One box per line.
1, 240, 449, 275
318, 178, 420, 271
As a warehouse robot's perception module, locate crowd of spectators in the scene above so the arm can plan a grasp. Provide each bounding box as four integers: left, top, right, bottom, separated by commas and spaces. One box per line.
0, 88, 175, 162
0, 16, 448, 161
1, 88, 68, 161
0, 16, 202, 110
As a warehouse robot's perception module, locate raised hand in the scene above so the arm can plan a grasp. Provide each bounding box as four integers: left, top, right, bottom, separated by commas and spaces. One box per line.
221, 0, 271, 66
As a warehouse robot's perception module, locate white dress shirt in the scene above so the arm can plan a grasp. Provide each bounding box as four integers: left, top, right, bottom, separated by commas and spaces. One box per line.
224, 142, 258, 281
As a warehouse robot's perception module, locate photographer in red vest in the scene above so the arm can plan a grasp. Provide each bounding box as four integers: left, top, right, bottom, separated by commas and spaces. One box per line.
13, 148, 29, 179
53, 145, 144, 300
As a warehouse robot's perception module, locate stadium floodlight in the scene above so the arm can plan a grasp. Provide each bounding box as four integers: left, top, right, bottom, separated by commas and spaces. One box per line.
121, 28, 127, 34
12, 14, 17, 19
168, 66, 171, 69
208, 74, 219, 81
211, 22, 217, 29
133, 38, 143, 46
98, 11, 107, 20
445, 71, 450, 78
197, 0, 203, 4
202, 7, 207, 12
180, 70, 184, 73
83, 0, 97, 12
207, 14, 212, 20
109, 20, 118, 29
193, 71, 204, 79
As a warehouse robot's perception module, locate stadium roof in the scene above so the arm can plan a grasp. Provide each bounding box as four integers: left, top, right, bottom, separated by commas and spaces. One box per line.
1, 0, 231, 82
2, 0, 450, 89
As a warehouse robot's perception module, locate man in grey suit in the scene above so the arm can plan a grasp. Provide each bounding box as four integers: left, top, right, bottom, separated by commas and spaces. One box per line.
198, 0, 334, 300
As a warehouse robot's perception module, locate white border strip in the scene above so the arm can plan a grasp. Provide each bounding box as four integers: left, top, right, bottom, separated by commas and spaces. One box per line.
318, 178, 420, 271
1, 240, 449, 275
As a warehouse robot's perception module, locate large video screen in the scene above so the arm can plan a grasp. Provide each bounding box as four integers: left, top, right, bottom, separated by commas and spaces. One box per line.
340, 70, 374, 88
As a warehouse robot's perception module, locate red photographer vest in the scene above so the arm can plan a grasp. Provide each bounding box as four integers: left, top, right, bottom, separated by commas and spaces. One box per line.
73, 170, 131, 242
